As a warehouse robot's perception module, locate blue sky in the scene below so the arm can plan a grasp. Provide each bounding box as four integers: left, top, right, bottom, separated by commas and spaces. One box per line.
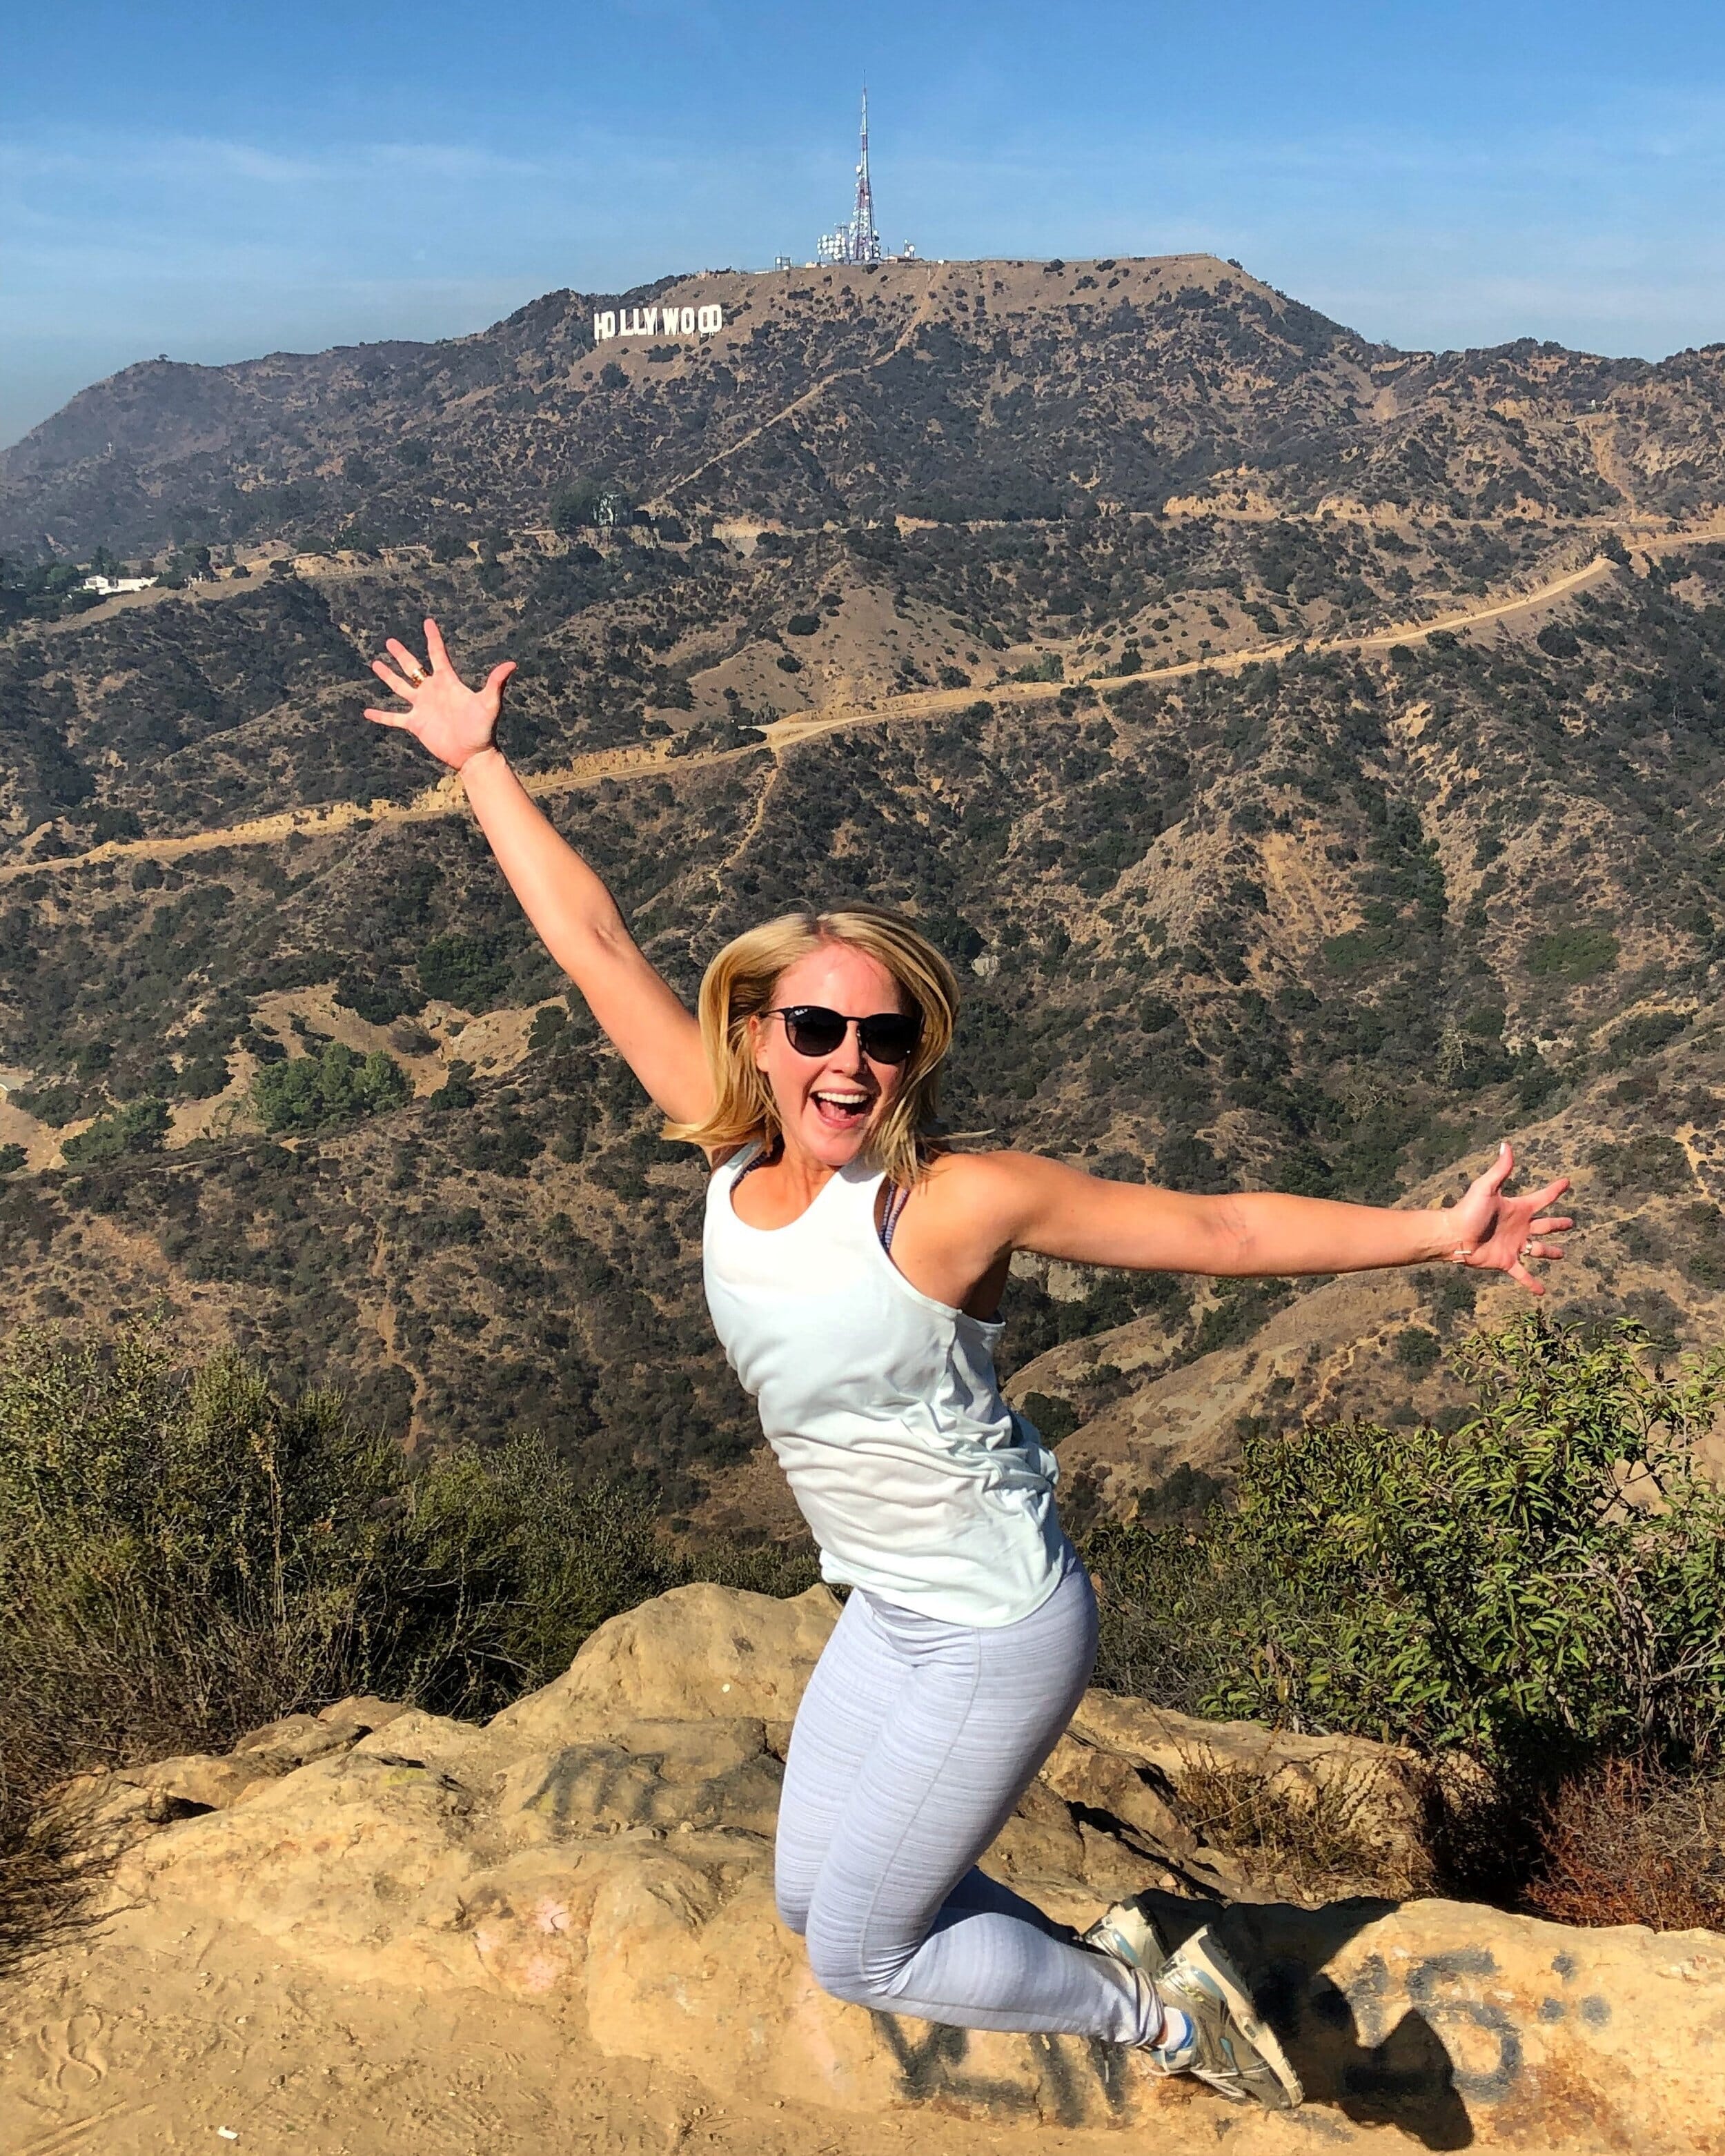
8, 0, 1725, 446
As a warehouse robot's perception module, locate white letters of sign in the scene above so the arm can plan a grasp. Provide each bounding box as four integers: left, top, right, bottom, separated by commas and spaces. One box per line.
593, 301, 724, 344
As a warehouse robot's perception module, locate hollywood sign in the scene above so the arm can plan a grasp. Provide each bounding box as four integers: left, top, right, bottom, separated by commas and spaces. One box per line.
593, 303, 724, 342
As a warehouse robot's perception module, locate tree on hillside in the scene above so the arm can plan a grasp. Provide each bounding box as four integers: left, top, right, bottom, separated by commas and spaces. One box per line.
252, 1043, 410, 1134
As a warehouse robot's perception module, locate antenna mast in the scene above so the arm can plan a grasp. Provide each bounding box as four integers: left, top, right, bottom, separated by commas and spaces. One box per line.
851, 87, 880, 264
817, 87, 883, 265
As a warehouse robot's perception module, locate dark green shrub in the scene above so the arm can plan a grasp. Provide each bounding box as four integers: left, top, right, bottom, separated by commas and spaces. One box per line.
335, 966, 423, 1027
1392, 1325, 1441, 1372
0, 1146, 25, 1176
417, 932, 508, 1011
253, 1044, 410, 1134
1021, 1391, 1078, 1443
1606, 1010, 1686, 1062
1527, 927, 1618, 980
785, 613, 820, 636
424, 1059, 477, 1111
550, 478, 605, 533
61, 1098, 169, 1165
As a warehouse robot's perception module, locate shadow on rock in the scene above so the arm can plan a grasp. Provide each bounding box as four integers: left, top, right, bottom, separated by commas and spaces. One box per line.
1137, 1888, 1475, 2148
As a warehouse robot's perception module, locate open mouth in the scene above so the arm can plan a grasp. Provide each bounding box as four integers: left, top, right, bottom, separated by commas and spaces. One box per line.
810, 1088, 872, 1131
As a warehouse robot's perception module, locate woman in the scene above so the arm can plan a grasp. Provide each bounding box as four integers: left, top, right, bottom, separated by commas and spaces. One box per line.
365, 620, 1573, 2113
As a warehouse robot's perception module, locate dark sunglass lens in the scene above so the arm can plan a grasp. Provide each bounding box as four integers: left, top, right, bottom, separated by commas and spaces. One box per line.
782, 1007, 847, 1056
859, 1014, 920, 1064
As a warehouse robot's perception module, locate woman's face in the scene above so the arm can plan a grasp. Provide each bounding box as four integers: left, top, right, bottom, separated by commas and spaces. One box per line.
751, 942, 911, 1170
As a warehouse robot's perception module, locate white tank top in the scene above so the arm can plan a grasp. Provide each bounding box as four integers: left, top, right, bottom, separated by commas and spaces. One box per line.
702, 1143, 1071, 1626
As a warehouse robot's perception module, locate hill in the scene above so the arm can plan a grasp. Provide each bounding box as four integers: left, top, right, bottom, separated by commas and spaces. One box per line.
10, 250, 1725, 562
5, 255, 1725, 1535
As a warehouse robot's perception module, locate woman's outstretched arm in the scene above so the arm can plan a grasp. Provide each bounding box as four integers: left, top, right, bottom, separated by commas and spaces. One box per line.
364, 617, 709, 1126
908, 1140, 1573, 1308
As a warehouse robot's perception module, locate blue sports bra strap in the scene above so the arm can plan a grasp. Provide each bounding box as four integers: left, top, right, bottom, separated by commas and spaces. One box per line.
880, 1177, 911, 1252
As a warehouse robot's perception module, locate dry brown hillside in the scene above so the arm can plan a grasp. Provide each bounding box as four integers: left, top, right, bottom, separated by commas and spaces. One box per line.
5, 259, 1725, 1532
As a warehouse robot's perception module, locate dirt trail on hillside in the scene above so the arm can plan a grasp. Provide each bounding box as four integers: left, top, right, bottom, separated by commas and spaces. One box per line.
9, 520, 1723, 889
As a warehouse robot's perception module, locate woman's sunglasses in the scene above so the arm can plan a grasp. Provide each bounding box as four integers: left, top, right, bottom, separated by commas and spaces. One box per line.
761, 1005, 923, 1065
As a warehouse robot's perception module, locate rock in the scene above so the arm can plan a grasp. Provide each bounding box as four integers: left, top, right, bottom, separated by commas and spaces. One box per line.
1068, 1692, 1432, 1890
74, 1584, 1725, 2150
489, 1581, 842, 1743
115, 1751, 275, 1814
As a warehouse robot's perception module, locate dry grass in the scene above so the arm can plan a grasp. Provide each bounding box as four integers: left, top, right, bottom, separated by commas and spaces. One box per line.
1522, 1758, 1725, 1932
1172, 1743, 1435, 1901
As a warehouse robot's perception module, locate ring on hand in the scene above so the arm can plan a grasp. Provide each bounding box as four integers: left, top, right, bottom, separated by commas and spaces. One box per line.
401, 661, 427, 685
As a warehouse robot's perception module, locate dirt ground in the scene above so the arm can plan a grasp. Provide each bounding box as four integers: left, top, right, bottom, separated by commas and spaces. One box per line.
3, 1908, 1271, 2156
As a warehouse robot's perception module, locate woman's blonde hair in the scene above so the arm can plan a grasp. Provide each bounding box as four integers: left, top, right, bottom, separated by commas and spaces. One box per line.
664, 905, 960, 1186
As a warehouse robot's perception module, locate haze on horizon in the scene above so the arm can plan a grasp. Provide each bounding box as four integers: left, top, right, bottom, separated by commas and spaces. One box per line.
8, 0, 1725, 452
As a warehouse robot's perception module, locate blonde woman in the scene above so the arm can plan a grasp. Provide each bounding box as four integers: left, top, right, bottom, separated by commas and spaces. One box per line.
366, 622, 1573, 2113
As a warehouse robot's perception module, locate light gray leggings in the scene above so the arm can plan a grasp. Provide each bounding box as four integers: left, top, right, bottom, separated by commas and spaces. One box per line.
774, 1541, 1160, 2044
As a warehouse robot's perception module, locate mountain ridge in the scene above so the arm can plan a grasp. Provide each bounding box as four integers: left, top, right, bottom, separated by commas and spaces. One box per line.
10, 251, 1719, 564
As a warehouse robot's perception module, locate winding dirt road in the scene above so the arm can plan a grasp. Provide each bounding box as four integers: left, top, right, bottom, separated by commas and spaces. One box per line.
6, 518, 1722, 889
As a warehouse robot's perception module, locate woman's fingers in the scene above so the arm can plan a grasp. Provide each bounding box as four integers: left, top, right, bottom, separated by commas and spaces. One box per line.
1529, 1215, 1575, 1236
482, 660, 517, 698
384, 637, 430, 682
371, 655, 419, 698
364, 707, 415, 729
424, 617, 452, 671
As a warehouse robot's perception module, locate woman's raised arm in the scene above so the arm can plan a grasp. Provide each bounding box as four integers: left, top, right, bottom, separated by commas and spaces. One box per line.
365, 617, 709, 1126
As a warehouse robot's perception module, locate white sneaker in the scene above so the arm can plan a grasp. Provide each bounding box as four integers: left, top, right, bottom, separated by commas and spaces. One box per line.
1083, 1894, 1303, 2112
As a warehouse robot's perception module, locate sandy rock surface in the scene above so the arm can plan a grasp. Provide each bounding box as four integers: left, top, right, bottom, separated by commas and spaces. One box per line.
6, 1583, 1723, 2155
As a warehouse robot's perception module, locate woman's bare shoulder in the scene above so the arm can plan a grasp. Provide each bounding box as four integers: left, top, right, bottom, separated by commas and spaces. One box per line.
918, 1146, 1055, 1210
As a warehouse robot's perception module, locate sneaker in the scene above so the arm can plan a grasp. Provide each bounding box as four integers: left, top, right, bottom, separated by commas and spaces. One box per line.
1079, 1890, 1171, 1977
1153, 1923, 1303, 2111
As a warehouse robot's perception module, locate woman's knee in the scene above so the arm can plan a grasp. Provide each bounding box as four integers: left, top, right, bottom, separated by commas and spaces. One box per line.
803, 1909, 903, 2008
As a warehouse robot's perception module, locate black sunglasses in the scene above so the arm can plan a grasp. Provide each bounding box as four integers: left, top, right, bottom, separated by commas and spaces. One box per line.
762, 1005, 923, 1065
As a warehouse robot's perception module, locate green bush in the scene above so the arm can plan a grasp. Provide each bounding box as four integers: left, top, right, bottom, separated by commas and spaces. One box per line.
0, 1322, 820, 1936
550, 479, 604, 533
424, 1058, 477, 1111
1527, 927, 1619, 980
417, 931, 508, 1011
1083, 1316, 1725, 1773
1021, 1391, 1079, 1443
61, 1098, 169, 1165
253, 1043, 410, 1133
1011, 651, 1064, 683
0, 1145, 25, 1176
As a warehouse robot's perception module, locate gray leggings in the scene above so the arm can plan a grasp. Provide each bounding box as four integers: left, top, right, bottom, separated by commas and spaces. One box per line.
774, 1541, 1159, 2044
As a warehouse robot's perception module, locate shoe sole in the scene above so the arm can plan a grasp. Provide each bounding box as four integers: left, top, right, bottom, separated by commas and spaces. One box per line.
1178, 1932, 1303, 2111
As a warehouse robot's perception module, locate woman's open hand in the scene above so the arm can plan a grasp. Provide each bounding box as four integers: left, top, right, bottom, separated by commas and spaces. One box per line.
364, 617, 516, 771
1445, 1140, 1574, 1294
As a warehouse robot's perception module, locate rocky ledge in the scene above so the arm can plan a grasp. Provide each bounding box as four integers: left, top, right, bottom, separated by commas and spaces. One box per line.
57, 1583, 1725, 2151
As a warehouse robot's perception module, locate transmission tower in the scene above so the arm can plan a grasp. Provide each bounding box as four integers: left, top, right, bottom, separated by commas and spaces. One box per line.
817, 88, 883, 266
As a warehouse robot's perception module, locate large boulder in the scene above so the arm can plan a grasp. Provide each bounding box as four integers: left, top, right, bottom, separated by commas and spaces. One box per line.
52, 1583, 1725, 2151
